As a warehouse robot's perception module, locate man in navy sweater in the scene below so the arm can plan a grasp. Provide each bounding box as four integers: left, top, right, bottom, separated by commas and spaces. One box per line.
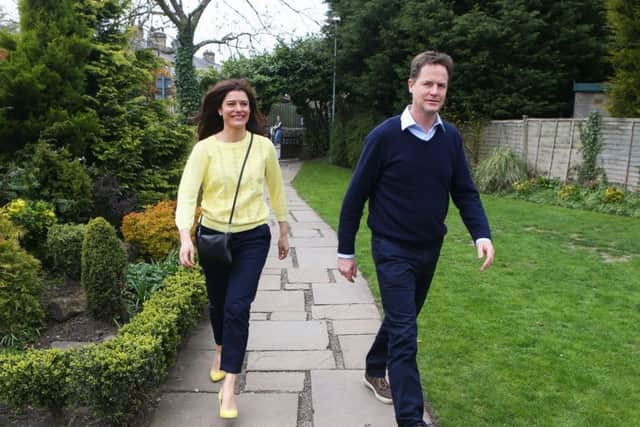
337, 51, 495, 427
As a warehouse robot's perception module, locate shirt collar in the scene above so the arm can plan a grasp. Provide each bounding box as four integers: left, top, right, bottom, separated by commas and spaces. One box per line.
400, 106, 444, 133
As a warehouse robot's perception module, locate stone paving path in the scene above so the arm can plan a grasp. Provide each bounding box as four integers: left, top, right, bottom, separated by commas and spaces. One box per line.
151, 160, 433, 427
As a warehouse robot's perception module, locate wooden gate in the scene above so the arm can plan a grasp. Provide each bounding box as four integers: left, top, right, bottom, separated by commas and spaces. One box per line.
280, 128, 304, 159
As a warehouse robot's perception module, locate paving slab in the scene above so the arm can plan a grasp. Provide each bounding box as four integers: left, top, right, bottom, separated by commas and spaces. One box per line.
251, 291, 305, 312
287, 225, 322, 238
339, 335, 376, 369
312, 283, 375, 305
288, 237, 338, 247
332, 269, 370, 287
287, 267, 332, 283
311, 370, 396, 427
312, 304, 381, 320
151, 392, 298, 427
295, 247, 340, 266
247, 321, 328, 350
258, 275, 281, 291
250, 312, 269, 320
247, 350, 336, 370
163, 350, 219, 392
264, 255, 294, 269
332, 319, 382, 335
244, 372, 305, 392
270, 311, 308, 321
184, 321, 216, 350
284, 283, 310, 290
290, 210, 324, 223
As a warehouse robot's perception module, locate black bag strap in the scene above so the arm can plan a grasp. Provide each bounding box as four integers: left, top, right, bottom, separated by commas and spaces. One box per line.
197, 132, 254, 232
228, 132, 254, 226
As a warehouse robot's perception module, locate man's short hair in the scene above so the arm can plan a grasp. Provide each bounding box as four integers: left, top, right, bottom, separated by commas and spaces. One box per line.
409, 51, 454, 80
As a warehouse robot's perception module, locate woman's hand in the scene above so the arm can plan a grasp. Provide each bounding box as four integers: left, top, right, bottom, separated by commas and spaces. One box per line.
277, 221, 289, 260
179, 229, 196, 268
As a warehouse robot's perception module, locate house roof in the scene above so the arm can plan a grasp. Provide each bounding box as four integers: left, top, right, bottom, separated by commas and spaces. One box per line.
573, 82, 606, 93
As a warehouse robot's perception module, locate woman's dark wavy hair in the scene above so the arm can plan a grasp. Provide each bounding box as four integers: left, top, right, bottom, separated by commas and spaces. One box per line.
194, 79, 266, 141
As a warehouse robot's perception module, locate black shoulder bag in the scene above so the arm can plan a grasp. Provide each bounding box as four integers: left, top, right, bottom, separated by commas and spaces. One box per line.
196, 133, 254, 265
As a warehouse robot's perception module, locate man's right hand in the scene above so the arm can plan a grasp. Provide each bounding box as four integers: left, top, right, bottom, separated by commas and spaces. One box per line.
337, 257, 358, 283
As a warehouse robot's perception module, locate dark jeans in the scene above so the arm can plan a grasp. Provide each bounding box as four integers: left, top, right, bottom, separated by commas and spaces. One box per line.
367, 235, 442, 427
198, 223, 271, 374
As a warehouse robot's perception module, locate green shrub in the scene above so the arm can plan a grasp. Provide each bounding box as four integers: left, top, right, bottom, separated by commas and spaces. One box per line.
0, 164, 33, 205
330, 111, 382, 169
124, 249, 179, 317
0, 268, 206, 424
534, 175, 561, 189
0, 349, 72, 412
46, 223, 85, 282
91, 173, 138, 229
0, 218, 44, 343
602, 186, 624, 203
329, 116, 348, 167
81, 217, 127, 322
577, 112, 603, 186
513, 180, 533, 194
24, 142, 93, 223
2, 198, 57, 258
121, 200, 179, 261
557, 184, 580, 201
71, 334, 165, 423
474, 147, 527, 193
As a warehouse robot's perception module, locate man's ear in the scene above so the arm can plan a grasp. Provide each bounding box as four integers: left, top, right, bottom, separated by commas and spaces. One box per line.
408, 78, 414, 94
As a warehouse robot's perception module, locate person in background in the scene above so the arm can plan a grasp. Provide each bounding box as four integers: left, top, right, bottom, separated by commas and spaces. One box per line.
176, 79, 289, 421
336, 51, 495, 427
272, 114, 283, 145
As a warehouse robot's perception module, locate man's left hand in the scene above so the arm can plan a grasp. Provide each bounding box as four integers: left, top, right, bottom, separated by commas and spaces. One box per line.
476, 240, 495, 271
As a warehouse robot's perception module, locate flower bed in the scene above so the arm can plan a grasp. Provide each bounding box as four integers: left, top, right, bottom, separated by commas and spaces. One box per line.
0, 268, 206, 424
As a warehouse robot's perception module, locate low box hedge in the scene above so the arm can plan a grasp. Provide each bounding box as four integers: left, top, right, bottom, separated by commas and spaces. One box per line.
0, 267, 206, 424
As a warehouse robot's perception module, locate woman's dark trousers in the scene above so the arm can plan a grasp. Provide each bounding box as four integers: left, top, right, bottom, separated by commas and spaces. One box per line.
199, 224, 271, 374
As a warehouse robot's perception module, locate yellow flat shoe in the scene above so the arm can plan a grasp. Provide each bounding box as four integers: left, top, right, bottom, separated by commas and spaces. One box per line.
218, 389, 238, 419
209, 368, 226, 382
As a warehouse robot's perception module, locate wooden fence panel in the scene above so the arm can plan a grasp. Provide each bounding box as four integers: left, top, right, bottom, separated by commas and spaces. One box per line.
479, 118, 640, 190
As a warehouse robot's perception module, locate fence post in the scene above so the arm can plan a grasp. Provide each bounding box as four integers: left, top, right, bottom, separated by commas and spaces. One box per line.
522, 115, 529, 165
565, 119, 576, 182
624, 121, 637, 191
535, 121, 543, 173
547, 120, 559, 178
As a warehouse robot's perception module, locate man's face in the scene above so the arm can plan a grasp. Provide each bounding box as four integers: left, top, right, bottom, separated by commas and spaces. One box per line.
408, 63, 448, 116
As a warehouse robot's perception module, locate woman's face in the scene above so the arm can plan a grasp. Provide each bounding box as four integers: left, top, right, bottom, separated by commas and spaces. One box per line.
218, 90, 250, 130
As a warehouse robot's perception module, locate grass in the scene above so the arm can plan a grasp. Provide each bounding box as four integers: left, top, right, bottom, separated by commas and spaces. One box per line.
292, 159, 640, 427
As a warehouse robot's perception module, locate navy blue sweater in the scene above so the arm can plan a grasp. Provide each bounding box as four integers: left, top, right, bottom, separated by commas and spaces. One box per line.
338, 116, 491, 254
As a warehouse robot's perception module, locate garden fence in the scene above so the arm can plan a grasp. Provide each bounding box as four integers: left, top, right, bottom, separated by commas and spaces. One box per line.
477, 117, 640, 191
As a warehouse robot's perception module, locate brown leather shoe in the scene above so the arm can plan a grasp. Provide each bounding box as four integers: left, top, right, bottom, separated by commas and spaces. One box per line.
363, 373, 393, 404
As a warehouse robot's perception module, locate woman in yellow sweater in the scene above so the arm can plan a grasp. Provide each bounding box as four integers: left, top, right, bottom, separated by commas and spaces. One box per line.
176, 79, 289, 420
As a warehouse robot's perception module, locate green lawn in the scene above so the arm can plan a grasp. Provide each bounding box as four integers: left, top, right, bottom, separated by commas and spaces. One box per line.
292, 159, 640, 427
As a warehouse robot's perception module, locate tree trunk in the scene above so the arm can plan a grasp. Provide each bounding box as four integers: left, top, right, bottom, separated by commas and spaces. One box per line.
175, 29, 200, 122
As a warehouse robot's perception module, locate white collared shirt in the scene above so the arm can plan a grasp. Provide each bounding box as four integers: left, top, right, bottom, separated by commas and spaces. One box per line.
400, 106, 444, 142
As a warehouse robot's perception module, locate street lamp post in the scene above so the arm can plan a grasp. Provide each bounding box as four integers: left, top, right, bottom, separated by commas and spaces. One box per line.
331, 15, 341, 123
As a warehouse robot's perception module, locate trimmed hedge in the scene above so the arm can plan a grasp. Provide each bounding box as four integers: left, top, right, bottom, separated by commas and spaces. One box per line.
0, 221, 44, 341
82, 217, 127, 322
46, 223, 85, 281
0, 268, 206, 424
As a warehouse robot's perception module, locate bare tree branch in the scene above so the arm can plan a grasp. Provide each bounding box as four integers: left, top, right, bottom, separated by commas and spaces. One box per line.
221, 0, 256, 29
168, 0, 186, 22
153, 0, 181, 27
190, 0, 213, 28
275, 0, 323, 27
193, 31, 254, 51
241, 0, 267, 30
